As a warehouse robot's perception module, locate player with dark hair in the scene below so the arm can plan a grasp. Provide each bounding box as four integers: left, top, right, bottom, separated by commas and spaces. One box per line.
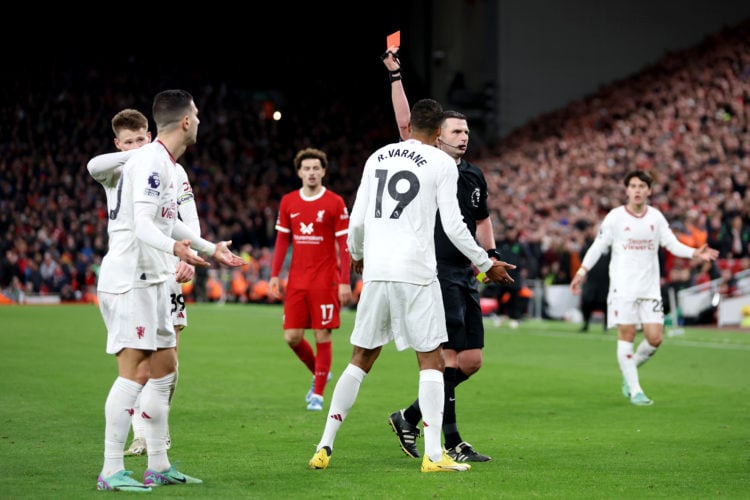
88, 108, 202, 457
93, 90, 244, 492
571, 170, 718, 406
308, 98, 512, 473
269, 147, 352, 411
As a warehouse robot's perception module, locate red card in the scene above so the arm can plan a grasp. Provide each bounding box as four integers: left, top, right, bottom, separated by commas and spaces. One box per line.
386, 30, 400, 50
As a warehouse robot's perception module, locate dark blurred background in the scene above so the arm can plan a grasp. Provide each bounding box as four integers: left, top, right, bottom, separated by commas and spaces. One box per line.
2, 1, 749, 325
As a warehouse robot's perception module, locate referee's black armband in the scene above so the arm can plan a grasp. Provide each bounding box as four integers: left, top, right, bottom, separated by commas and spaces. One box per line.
487, 249, 502, 260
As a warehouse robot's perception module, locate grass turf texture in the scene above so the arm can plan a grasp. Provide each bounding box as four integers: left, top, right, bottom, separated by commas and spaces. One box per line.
1, 303, 749, 498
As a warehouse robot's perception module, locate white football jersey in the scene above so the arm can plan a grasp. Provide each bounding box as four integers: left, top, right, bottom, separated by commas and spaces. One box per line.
90, 150, 198, 293
581, 205, 696, 300
93, 150, 140, 294
98, 141, 180, 292
348, 139, 490, 285
128, 141, 180, 286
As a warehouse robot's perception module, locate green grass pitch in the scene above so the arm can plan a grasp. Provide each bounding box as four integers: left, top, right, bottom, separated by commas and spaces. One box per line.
1, 303, 749, 498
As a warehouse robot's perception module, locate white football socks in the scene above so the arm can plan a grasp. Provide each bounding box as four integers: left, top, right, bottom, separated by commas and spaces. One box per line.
140, 372, 176, 472
102, 377, 142, 477
617, 340, 642, 396
419, 369, 444, 462
317, 363, 366, 452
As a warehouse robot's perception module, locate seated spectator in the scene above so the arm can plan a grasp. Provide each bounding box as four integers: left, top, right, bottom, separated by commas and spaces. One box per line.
719, 214, 750, 259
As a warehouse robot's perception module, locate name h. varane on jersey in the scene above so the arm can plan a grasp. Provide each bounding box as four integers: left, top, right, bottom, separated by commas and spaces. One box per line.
349, 139, 488, 286
376, 146, 428, 166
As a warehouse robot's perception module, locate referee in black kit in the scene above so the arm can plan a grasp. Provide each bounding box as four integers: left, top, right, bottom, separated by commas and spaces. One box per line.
381, 46, 514, 463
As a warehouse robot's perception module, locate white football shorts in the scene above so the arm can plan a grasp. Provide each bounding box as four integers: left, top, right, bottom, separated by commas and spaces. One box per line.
98, 280, 176, 354
607, 296, 664, 327
350, 280, 448, 352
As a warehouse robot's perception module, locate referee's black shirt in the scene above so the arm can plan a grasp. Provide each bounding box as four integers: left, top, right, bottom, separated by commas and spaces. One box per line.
434, 158, 491, 269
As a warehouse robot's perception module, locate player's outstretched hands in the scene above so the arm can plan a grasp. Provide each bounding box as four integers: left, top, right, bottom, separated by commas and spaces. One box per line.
212, 240, 245, 267
175, 260, 195, 283
694, 244, 719, 263
484, 260, 516, 285
174, 240, 210, 267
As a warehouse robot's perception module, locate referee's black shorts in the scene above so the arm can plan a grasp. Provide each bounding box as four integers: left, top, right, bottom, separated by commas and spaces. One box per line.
437, 264, 485, 351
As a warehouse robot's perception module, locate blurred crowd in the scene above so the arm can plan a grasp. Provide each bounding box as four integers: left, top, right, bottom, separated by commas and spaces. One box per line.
1, 20, 749, 310
477, 20, 750, 299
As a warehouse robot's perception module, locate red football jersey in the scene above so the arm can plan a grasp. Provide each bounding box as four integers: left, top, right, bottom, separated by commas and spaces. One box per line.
273, 187, 349, 289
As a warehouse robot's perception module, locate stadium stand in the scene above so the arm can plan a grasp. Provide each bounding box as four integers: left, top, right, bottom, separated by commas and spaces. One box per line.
1, 20, 748, 324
